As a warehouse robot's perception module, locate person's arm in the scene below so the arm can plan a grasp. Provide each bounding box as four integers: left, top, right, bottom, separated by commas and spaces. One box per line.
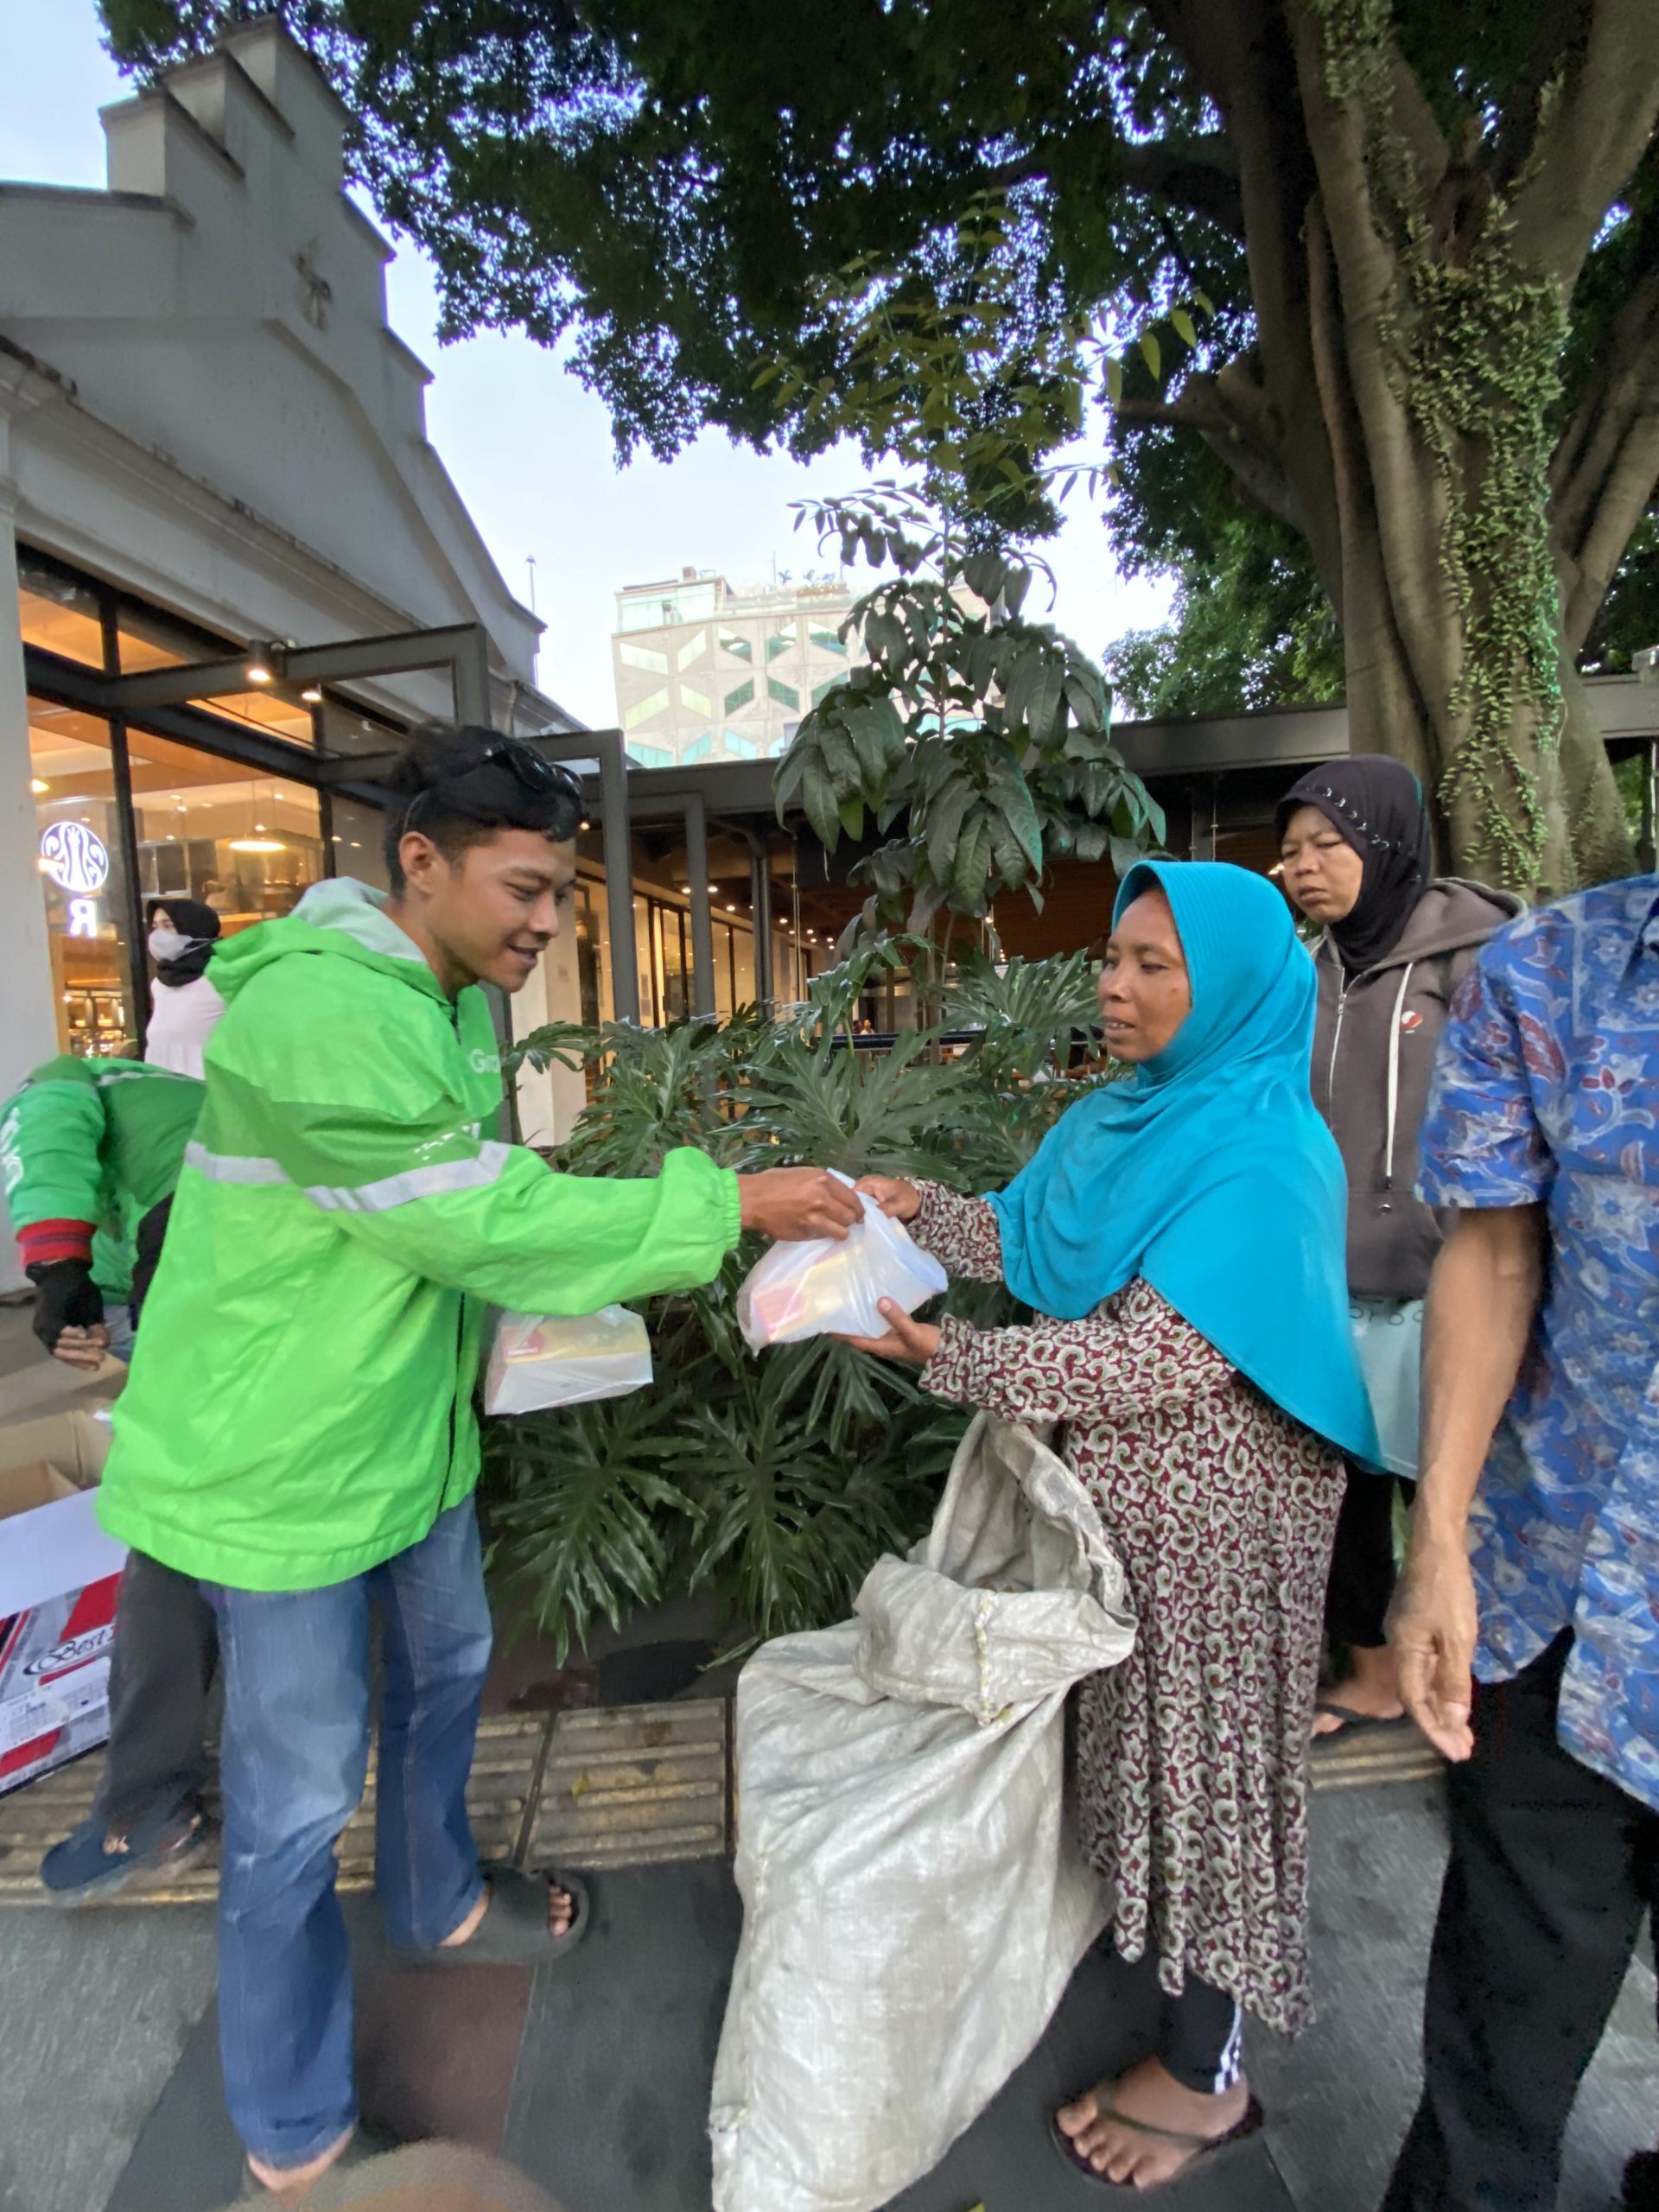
1388, 938, 1554, 1760
0, 1059, 111, 1357
1391, 1210, 1545, 1759
842, 1289, 1233, 1430
206, 989, 856, 1313
856, 1176, 1006, 1283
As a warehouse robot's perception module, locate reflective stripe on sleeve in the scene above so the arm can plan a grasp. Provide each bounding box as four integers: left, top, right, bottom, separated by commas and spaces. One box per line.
184, 1141, 289, 1185
304, 1141, 513, 1213
185, 1137, 513, 1211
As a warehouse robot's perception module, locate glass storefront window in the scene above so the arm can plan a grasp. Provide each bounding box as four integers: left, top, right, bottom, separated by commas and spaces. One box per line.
29, 697, 137, 1056
18, 553, 105, 667
116, 601, 226, 674
574, 877, 613, 1027
328, 794, 391, 891
659, 902, 690, 1022
125, 729, 323, 931
319, 699, 406, 761
632, 893, 653, 1023
193, 688, 317, 747
731, 916, 757, 1009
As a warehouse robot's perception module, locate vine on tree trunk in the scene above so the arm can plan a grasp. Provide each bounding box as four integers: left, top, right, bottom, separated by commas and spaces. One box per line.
1313, 0, 1569, 891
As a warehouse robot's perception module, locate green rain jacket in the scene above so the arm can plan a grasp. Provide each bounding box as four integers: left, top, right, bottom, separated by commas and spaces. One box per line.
0, 1056, 204, 1297
97, 879, 741, 1592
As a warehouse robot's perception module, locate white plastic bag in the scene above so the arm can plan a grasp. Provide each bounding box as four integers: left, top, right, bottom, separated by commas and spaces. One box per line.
736, 1172, 947, 1350
710, 1413, 1137, 2212
484, 1306, 652, 1415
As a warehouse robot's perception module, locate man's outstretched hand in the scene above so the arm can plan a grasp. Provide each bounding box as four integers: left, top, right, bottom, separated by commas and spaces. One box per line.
737, 1167, 864, 1243
1388, 1530, 1479, 1763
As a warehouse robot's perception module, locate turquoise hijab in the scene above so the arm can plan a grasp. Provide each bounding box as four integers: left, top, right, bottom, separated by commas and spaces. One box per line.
987, 860, 1378, 1464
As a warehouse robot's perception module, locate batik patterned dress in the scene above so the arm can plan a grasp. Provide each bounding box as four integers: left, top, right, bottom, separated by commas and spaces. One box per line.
912, 1181, 1344, 2037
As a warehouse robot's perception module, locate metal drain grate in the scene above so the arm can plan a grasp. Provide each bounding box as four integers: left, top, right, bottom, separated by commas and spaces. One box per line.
0, 1700, 733, 1907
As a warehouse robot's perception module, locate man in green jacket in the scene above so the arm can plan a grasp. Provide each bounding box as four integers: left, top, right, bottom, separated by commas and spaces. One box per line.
97, 725, 857, 2199
1, 1052, 203, 1361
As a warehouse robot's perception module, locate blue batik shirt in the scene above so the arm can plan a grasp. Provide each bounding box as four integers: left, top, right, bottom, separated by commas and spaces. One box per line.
1416, 874, 1659, 1808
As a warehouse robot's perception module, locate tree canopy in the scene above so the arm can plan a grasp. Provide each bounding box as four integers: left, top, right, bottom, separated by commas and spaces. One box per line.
104, 0, 1659, 892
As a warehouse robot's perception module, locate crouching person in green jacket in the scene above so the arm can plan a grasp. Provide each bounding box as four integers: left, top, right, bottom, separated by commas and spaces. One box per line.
95, 726, 859, 2201
1, 1052, 226, 1902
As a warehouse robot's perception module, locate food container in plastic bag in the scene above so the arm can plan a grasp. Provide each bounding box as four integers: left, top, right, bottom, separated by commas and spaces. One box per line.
485, 1306, 653, 1414
737, 1173, 947, 1351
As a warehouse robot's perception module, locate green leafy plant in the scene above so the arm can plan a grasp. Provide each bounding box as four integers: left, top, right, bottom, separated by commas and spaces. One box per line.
487, 951, 1116, 1658
762, 202, 1168, 944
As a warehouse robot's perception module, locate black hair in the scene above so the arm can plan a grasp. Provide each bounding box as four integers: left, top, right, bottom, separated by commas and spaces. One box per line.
381, 722, 585, 892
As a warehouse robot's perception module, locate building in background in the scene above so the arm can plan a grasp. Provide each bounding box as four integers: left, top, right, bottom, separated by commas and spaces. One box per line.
612, 567, 864, 766
0, 19, 580, 1282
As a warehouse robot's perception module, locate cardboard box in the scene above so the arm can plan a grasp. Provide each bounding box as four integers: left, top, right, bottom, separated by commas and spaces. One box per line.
0, 1406, 127, 1796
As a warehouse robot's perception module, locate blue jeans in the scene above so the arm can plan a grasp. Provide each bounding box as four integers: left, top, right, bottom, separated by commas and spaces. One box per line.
202, 1501, 493, 2169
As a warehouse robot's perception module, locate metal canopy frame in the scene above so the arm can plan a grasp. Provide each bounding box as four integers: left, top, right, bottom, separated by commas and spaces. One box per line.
100, 620, 495, 729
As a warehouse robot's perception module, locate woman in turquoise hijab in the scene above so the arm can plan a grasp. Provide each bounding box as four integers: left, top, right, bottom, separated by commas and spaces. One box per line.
850, 860, 1374, 2195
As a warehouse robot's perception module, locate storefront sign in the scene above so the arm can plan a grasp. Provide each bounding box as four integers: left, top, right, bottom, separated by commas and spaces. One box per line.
39, 822, 110, 898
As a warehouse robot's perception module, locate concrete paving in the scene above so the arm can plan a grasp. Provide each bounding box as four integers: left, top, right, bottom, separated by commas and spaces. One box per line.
0, 1773, 1650, 2212
2, 1306, 1649, 2209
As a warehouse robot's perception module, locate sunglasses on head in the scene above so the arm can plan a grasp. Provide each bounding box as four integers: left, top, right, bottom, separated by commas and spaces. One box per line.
400, 740, 585, 838
467, 738, 585, 805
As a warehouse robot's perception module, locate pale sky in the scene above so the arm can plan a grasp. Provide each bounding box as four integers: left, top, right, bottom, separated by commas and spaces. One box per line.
1, 0, 1173, 728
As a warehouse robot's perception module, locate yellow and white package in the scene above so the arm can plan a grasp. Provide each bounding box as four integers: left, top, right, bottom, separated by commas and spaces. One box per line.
485, 1306, 653, 1415
737, 1174, 948, 1351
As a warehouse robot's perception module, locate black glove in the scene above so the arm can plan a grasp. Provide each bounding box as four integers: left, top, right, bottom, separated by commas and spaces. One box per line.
28, 1260, 105, 1353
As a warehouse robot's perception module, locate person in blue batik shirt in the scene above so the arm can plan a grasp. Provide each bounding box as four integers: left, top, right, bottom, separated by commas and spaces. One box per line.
1380, 873, 1659, 2212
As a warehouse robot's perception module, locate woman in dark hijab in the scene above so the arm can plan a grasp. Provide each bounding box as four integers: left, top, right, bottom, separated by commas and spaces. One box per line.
1275, 757, 1521, 1737
144, 896, 225, 1077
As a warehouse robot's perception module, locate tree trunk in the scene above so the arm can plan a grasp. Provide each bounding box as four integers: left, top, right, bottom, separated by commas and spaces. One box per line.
1149, 0, 1656, 898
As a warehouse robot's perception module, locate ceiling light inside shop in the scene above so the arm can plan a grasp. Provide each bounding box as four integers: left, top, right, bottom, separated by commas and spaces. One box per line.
300, 686, 323, 704
30, 779, 48, 793
245, 661, 274, 685
230, 837, 285, 853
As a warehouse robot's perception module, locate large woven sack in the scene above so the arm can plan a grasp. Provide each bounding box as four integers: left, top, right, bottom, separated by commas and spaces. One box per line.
710, 1413, 1136, 2212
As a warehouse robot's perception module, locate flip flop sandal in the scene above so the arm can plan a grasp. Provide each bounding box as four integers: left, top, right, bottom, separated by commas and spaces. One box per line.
1313, 1702, 1413, 1738
241, 2119, 404, 2200
40, 1790, 213, 1904
405, 1864, 592, 1967
1049, 2093, 1266, 2194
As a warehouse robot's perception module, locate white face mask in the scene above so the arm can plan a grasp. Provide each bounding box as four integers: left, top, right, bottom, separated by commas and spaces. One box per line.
149, 926, 195, 963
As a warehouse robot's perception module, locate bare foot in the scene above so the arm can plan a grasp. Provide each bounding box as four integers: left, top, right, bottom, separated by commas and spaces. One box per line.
246, 2125, 353, 2200
1056, 2054, 1250, 2187
1312, 1643, 1406, 1738
441, 1874, 575, 1947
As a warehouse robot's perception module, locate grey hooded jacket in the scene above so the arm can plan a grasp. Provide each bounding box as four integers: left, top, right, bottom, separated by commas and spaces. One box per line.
1310, 879, 1524, 1300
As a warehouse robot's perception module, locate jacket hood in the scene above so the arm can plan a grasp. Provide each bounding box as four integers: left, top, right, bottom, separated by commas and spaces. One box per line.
1317, 877, 1524, 976
206, 879, 447, 1008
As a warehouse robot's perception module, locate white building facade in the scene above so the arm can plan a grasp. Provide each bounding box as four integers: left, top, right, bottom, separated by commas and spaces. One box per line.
613, 569, 862, 766
0, 22, 585, 1286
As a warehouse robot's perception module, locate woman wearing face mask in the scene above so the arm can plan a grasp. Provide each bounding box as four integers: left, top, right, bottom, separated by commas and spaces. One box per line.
144, 898, 225, 1078
1274, 759, 1520, 1738
849, 861, 1376, 2194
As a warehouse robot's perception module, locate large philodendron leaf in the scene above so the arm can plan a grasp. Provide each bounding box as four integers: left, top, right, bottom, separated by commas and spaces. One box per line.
737, 1028, 1007, 1186
485, 1389, 700, 1662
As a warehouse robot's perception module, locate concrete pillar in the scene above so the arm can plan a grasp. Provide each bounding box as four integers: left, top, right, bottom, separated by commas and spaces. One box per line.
0, 490, 64, 1291
512, 928, 588, 1151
